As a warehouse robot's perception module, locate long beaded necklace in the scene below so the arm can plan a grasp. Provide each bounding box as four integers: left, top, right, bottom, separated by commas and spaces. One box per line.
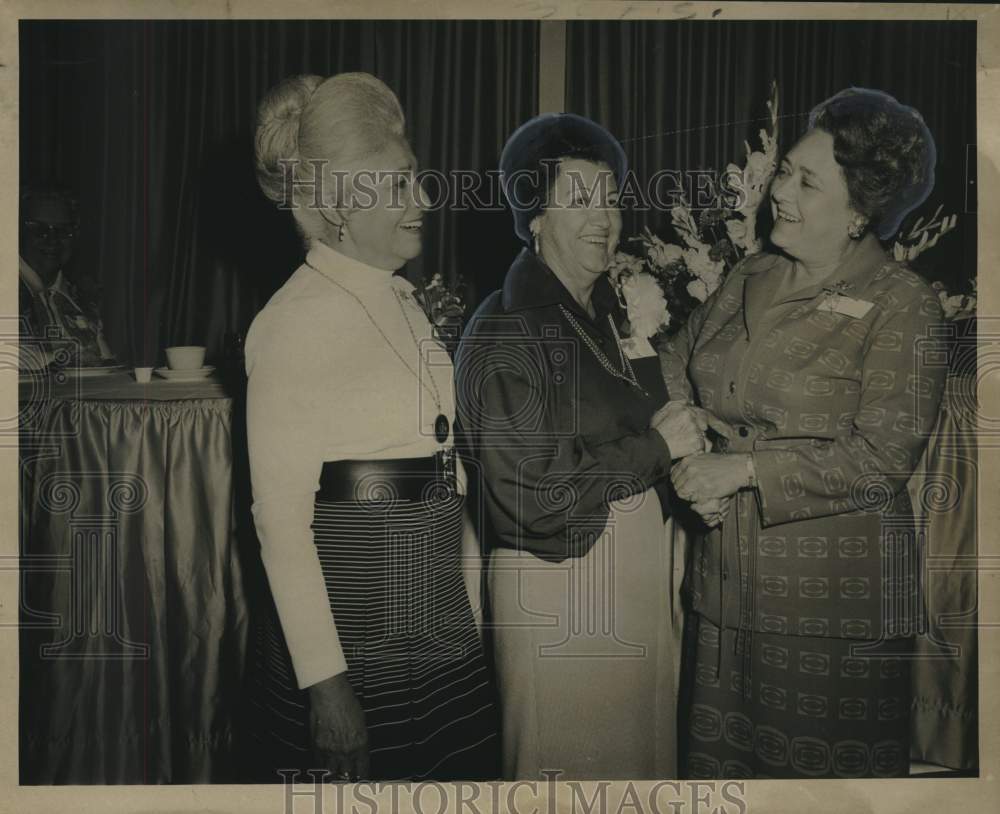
307, 262, 451, 444
558, 304, 649, 397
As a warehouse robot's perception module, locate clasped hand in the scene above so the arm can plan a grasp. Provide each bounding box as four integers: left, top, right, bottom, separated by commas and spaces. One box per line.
651, 401, 731, 460
671, 451, 751, 527
651, 403, 738, 528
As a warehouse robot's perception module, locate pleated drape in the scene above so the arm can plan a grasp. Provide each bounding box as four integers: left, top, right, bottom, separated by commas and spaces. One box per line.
19, 21, 539, 364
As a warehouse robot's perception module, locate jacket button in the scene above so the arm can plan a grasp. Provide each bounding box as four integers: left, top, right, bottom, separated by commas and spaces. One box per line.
738, 426, 749, 438
728, 381, 736, 395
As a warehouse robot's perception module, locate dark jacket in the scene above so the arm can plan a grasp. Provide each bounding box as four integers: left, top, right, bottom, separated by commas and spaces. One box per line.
456, 248, 672, 562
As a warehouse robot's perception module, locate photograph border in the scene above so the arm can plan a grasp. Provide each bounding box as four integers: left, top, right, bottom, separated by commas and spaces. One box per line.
1, 2, 995, 812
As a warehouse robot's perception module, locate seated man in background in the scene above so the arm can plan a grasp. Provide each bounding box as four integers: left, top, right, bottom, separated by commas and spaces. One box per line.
18, 186, 114, 369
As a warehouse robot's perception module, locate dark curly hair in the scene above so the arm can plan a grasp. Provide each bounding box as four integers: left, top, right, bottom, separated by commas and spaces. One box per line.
499, 113, 627, 248
808, 87, 936, 240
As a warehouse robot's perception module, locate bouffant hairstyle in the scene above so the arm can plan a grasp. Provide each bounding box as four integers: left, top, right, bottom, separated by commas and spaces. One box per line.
254, 73, 405, 239
808, 87, 936, 240
499, 113, 627, 248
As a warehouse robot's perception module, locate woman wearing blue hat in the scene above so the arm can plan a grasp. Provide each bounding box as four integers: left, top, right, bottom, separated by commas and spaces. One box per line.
456, 113, 720, 779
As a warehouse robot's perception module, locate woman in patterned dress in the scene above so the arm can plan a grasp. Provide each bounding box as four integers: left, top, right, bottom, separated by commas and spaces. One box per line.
661, 88, 947, 779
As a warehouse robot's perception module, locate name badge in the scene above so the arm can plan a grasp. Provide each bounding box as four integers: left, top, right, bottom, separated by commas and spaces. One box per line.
819, 294, 874, 319
620, 335, 657, 360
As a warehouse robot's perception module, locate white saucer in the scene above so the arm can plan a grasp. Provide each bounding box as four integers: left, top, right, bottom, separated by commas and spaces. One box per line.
154, 365, 215, 381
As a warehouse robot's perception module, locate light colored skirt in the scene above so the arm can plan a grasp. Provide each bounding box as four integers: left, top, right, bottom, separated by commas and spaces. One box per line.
489, 488, 684, 780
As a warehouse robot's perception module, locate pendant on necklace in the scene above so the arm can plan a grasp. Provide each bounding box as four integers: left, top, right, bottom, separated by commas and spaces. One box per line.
434, 414, 450, 444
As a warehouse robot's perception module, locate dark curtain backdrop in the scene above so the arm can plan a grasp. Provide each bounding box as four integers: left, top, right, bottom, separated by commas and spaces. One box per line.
20, 20, 538, 365
565, 20, 977, 290
21, 21, 976, 361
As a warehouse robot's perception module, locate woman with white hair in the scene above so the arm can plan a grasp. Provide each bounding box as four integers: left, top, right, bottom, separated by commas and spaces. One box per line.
246, 72, 497, 782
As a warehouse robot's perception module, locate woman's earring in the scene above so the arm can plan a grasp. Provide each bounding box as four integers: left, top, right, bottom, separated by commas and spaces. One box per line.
529, 218, 542, 254
848, 218, 867, 240
338, 223, 346, 242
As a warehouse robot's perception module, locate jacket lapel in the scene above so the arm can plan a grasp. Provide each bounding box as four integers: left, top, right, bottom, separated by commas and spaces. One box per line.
742, 237, 888, 336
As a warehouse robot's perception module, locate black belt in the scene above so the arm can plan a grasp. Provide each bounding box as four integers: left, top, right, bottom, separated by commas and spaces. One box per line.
318, 452, 456, 503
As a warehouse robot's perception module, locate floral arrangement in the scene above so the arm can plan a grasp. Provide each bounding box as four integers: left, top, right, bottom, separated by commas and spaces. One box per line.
891, 204, 957, 263
608, 81, 968, 339
412, 272, 467, 350
608, 81, 781, 341
932, 278, 977, 321
892, 205, 974, 321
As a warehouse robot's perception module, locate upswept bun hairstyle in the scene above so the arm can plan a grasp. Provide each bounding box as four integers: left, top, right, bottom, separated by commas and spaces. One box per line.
254, 74, 325, 205
808, 87, 936, 240
254, 72, 406, 236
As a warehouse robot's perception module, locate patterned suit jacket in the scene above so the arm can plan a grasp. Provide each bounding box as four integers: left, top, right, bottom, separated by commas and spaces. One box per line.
660, 237, 947, 641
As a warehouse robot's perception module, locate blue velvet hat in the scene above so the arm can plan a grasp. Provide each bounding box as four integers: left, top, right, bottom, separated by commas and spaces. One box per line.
499, 113, 627, 247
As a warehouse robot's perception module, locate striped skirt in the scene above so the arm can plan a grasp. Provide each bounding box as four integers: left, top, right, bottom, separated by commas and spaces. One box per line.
247, 494, 499, 781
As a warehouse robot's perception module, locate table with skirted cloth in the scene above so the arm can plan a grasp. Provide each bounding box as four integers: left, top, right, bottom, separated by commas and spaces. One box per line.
18, 371, 249, 784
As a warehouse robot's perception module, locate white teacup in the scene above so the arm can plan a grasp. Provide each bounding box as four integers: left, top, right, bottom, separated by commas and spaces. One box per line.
134, 366, 154, 383
165, 346, 206, 371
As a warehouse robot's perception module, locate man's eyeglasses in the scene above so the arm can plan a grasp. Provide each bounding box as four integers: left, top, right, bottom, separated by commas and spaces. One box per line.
23, 220, 78, 241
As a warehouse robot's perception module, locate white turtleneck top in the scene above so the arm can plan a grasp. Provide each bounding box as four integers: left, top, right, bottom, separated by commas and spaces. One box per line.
246, 240, 459, 689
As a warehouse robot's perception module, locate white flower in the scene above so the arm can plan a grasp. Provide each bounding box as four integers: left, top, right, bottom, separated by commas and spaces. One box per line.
759, 129, 778, 163
932, 280, 977, 321
744, 149, 772, 190
940, 294, 975, 321
724, 218, 748, 250
671, 204, 699, 239
684, 247, 725, 292
687, 278, 710, 302
647, 235, 684, 268
607, 251, 645, 284
620, 272, 670, 339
